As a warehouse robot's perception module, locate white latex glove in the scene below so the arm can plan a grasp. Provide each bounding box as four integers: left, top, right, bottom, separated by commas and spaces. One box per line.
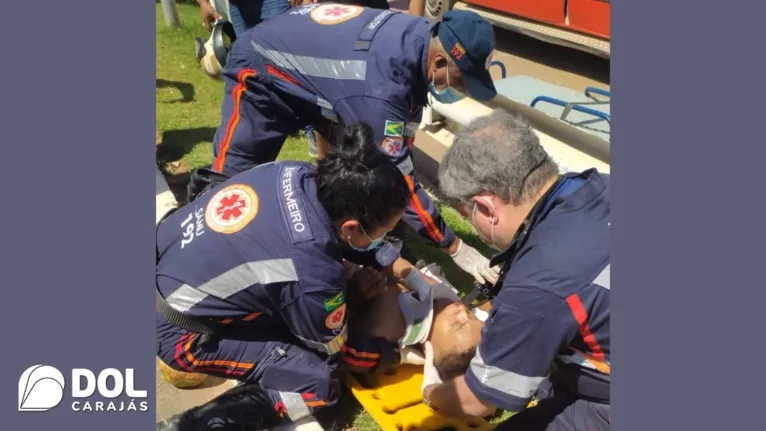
450, 240, 500, 284
400, 269, 434, 299
400, 346, 426, 365
421, 341, 443, 394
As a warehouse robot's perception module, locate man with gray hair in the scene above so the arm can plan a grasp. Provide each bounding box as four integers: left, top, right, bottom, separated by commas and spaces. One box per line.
420, 109, 611, 431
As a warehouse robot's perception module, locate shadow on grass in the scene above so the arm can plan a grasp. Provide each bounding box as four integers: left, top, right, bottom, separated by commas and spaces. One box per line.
314, 385, 365, 431
157, 79, 196, 104
163, 170, 193, 206
157, 127, 217, 166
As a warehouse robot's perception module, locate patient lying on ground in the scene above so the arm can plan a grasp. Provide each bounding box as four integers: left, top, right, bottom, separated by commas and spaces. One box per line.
346, 266, 484, 381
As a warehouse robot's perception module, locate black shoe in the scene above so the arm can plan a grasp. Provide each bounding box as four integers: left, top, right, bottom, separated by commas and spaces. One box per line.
156, 410, 198, 431
156, 383, 283, 431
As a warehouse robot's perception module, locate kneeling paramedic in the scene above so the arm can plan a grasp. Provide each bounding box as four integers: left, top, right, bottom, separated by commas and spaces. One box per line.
156, 122, 430, 431
207, 4, 501, 285
421, 110, 611, 431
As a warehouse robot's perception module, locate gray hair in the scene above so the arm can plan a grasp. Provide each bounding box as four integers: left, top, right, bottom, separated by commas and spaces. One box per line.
438, 109, 559, 205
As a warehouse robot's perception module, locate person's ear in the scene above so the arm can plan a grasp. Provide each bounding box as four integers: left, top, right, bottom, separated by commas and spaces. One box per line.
434, 54, 449, 69
471, 196, 498, 225
339, 219, 361, 239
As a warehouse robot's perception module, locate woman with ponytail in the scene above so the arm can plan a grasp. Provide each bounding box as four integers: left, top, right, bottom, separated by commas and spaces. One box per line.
156, 122, 429, 431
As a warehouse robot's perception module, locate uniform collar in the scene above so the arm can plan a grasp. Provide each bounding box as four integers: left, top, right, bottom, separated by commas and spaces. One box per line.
414, 22, 434, 108
301, 165, 336, 235
488, 169, 603, 267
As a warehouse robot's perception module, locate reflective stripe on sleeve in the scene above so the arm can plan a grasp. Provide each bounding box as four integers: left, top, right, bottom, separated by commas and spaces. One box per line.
593, 264, 610, 290
165, 259, 299, 312
251, 41, 367, 81
295, 324, 348, 356
469, 348, 546, 399
278, 392, 311, 422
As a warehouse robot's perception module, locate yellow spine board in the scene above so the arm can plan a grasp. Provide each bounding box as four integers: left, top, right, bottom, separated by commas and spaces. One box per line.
343, 365, 497, 431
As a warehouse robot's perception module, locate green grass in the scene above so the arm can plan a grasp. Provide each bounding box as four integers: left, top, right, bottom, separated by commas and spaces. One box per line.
156, 4, 500, 429
156, 3, 308, 177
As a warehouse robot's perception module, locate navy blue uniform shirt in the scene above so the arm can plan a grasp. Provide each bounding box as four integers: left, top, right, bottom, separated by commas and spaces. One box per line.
465, 169, 611, 411
157, 161, 399, 370
212, 4, 456, 249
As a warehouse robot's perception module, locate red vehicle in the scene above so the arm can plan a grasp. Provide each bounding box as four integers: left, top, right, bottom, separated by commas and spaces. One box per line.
424, 0, 610, 59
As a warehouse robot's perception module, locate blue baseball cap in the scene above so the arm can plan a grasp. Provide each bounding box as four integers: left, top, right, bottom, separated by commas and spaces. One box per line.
433, 11, 497, 101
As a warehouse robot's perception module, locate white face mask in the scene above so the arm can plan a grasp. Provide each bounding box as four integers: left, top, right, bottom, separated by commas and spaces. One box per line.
471, 197, 501, 251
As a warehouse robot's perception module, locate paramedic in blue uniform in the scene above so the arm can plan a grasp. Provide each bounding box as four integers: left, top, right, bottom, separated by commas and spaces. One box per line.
197, 0, 393, 158
156, 122, 425, 431
421, 110, 611, 431
209, 4, 501, 285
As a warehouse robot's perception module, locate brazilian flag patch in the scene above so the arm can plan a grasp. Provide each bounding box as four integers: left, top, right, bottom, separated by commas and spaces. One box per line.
384, 120, 404, 137
324, 291, 345, 312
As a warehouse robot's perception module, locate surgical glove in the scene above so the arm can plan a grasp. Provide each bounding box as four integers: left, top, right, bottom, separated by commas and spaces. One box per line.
421, 341, 443, 394
400, 269, 435, 299
400, 346, 426, 366
450, 240, 500, 284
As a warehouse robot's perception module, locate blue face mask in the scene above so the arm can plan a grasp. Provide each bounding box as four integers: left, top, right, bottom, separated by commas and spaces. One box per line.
428, 67, 465, 104
347, 226, 387, 252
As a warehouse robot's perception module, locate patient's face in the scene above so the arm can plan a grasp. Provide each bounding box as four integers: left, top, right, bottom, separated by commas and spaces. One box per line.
429, 298, 484, 362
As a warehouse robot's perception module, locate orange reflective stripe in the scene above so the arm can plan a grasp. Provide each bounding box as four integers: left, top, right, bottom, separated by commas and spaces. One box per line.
214, 68, 257, 172
266, 65, 300, 86
242, 312, 262, 321
173, 334, 196, 372
404, 176, 444, 243
571, 348, 611, 375
566, 294, 607, 361
183, 334, 255, 371
341, 345, 380, 359
343, 356, 377, 368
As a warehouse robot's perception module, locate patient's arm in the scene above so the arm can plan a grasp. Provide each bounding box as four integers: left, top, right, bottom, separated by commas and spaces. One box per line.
363, 282, 408, 343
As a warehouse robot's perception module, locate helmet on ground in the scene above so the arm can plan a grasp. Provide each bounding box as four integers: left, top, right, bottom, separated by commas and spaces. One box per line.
194, 20, 236, 80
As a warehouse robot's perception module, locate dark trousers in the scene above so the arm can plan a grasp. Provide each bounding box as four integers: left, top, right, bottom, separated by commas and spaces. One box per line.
157, 314, 340, 425
496, 378, 610, 431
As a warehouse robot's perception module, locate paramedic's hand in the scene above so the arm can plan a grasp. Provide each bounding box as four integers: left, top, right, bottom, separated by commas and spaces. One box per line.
421, 342, 443, 394
400, 346, 426, 366
400, 269, 437, 299
198, 0, 222, 31
350, 267, 387, 299
449, 239, 500, 284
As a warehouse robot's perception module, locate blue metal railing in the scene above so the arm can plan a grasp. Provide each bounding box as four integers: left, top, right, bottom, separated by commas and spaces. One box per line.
585, 87, 610, 99
490, 60, 507, 80
530, 96, 611, 125
530, 86, 611, 127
